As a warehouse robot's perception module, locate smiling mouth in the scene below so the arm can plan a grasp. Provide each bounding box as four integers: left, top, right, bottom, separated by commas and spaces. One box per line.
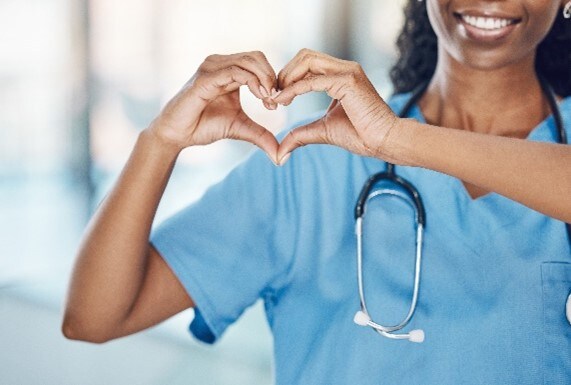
453, 12, 522, 41
453, 12, 521, 30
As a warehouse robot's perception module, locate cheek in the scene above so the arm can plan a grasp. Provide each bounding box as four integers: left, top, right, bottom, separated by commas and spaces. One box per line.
507, 1, 559, 64
426, 0, 452, 43
426, 0, 456, 54
522, 1, 560, 45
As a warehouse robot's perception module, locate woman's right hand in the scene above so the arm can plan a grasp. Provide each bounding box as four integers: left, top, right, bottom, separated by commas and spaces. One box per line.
147, 51, 280, 163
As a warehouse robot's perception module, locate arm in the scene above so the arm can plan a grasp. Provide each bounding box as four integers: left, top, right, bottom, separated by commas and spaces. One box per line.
62, 131, 193, 343
391, 119, 571, 223
62, 51, 280, 343
271, 49, 570, 223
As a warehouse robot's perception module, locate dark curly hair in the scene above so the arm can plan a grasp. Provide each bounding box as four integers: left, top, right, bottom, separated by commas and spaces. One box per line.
390, 1, 571, 97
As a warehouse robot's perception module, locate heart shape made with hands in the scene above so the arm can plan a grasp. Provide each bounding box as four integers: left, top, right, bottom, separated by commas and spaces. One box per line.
245, 84, 351, 167
239, 51, 396, 167
174, 50, 397, 167
253, 86, 348, 167
235, 49, 399, 165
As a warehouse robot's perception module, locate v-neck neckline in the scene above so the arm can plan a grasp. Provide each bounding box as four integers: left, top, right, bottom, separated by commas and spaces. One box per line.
408, 101, 565, 204
361, 94, 570, 253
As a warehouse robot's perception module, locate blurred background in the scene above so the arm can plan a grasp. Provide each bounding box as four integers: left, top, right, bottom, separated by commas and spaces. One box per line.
0, 0, 406, 383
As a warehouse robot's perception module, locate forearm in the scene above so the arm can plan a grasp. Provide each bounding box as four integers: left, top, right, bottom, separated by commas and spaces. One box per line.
392, 119, 571, 223
63, 128, 181, 337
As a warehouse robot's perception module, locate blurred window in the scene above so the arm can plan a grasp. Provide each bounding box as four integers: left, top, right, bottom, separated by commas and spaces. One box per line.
0, 0, 405, 382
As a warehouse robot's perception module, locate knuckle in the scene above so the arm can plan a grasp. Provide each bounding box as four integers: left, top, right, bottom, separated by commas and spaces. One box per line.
351, 62, 364, 76
241, 54, 256, 64
347, 61, 363, 76
191, 73, 205, 86
252, 50, 266, 60
345, 71, 359, 86
299, 48, 312, 57
204, 54, 221, 62
348, 60, 361, 70
262, 72, 274, 84
197, 62, 209, 73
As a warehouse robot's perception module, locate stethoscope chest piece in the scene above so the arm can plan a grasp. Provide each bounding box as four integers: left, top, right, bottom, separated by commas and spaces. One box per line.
566, 292, 571, 326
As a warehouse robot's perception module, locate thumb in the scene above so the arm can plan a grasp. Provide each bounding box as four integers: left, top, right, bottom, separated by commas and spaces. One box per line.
228, 113, 279, 165
277, 118, 328, 165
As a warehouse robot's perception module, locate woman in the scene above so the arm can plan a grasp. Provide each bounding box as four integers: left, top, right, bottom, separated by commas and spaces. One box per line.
63, 0, 571, 383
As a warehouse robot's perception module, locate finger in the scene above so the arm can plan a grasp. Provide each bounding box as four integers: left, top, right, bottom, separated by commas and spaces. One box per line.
223, 51, 277, 97
198, 65, 264, 100
220, 52, 279, 106
277, 118, 329, 165
228, 112, 280, 165
278, 49, 347, 89
226, 82, 275, 109
224, 81, 242, 93
273, 74, 347, 106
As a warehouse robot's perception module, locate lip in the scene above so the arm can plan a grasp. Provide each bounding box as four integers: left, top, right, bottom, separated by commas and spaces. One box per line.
453, 11, 522, 43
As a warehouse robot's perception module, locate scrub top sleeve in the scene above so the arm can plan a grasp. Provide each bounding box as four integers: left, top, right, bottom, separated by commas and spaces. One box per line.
150, 149, 296, 344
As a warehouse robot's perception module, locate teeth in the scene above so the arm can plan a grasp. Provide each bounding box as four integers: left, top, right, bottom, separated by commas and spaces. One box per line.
461, 14, 514, 30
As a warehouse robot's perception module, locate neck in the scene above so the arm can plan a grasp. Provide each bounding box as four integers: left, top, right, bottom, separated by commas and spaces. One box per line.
418, 50, 551, 138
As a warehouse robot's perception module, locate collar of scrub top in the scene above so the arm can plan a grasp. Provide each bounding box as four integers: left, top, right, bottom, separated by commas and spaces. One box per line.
353, 76, 570, 342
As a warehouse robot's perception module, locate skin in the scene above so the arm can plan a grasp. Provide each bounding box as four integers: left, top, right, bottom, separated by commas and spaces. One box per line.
62, 1, 571, 343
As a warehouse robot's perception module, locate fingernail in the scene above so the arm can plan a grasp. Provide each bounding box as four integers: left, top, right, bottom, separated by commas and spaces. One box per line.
279, 153, 291, 166
259, 85, 269, 98
272, 90, 282, 99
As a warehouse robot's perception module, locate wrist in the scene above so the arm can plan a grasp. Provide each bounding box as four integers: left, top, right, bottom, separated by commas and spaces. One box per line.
140, 125, 184, 160
378, 117, 419, 167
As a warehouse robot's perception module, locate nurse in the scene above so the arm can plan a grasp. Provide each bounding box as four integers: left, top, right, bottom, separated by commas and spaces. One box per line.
63, 0, 571, 384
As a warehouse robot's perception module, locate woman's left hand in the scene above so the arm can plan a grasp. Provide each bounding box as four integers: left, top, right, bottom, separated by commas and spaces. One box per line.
272, 49, 400, 165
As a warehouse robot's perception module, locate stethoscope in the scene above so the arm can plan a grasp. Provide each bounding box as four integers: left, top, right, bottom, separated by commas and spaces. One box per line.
353, 76, 570, 343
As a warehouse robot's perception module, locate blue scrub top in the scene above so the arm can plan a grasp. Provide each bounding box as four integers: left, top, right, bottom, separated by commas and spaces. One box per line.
150, 94, 571, 385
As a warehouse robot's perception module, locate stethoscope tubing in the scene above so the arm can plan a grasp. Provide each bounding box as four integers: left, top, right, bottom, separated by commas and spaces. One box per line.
353, 75, 569, 342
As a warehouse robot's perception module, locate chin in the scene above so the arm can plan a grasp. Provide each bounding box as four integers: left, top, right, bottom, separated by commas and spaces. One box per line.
445, 40, 535, 73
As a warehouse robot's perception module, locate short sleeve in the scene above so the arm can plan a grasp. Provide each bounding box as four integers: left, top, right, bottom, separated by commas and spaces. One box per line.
150, 149, 296, 343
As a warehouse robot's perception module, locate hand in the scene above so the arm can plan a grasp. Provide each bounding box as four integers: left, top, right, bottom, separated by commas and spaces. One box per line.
147, 51, 280, 163
272, 49, 399, 165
